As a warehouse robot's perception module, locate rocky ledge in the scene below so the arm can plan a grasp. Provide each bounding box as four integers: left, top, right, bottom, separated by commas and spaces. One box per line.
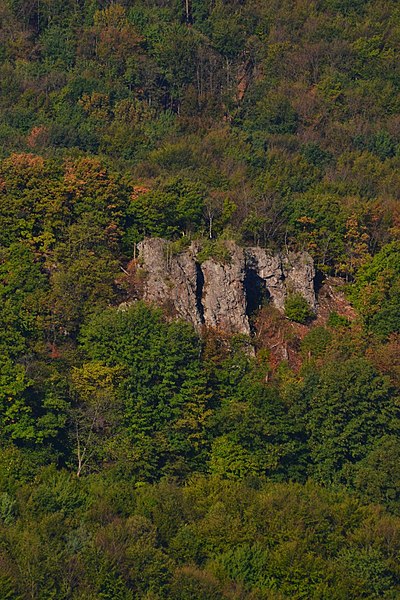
136, 238, 316, 335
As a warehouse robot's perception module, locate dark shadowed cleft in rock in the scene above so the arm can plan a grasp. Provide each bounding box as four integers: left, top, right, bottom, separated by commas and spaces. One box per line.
244, 268, 270, 317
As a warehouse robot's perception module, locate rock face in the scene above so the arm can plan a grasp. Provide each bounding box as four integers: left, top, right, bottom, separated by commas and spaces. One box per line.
201, 242, 250, 335
245, 248, 316, 312
282, 252, 316, 311
137, 238, 203, 327
137, 238, 316, 334
245, 247, 286, 311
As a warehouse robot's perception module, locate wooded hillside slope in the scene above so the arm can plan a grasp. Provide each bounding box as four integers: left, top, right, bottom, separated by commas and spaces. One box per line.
0, 1, 400, 598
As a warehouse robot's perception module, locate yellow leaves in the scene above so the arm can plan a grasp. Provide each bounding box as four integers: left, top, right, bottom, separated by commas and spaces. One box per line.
297, 215, 316, 227
93, 4, 128, 30
71, 362, 124, 406
342, 213, 371, 277
27, 231, 56, 257
352, 35, 384, 60
92, 5, 143, 65
174, 401, 212, 446
79, 92, 111, 121
316, 74, 343, 103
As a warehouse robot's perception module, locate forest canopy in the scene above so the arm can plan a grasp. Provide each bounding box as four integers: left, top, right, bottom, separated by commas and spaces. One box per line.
0, 0, 400, 598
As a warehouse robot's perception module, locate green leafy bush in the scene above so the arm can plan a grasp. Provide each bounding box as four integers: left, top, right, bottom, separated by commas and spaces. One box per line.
284, 293, 314, 323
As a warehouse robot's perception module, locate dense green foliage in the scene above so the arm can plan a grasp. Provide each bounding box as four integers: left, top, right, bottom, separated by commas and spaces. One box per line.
350, 242, 400, 337
0, 0, 400, 597
2, 473, 400, 599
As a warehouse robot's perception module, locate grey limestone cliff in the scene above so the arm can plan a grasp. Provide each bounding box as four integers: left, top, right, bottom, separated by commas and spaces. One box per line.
136, 238, 316, 334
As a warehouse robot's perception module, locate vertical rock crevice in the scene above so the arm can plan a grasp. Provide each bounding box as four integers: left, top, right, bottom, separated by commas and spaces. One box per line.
195, 261, 205, 325
244, 269, 270, 317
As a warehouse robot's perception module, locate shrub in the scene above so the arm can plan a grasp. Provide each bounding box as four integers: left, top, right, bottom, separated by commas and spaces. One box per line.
327, 311, 350, 328
196, 240, 232, 264
284, 293, 314, 324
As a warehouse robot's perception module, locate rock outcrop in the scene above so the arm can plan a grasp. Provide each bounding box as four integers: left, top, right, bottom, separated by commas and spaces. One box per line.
136, 238, 316, 335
